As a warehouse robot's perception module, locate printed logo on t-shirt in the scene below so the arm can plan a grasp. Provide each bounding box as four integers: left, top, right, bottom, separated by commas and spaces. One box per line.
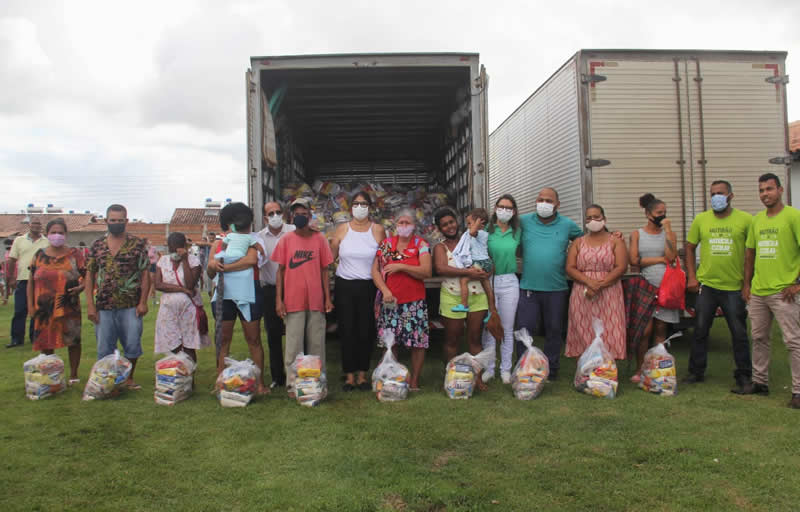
708, 226, 733, 256
757, 227, 779, 260
288, 250, 315, 269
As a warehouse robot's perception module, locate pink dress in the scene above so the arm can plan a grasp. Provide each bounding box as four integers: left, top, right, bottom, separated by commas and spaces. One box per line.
154, 255, 210, 353
566, 238, 626, 360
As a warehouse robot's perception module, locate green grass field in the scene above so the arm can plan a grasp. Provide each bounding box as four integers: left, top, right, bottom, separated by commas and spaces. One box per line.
1, 295, 798, 511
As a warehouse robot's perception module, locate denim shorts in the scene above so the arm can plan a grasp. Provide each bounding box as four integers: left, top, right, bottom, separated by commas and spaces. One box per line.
95, 307, 144, 360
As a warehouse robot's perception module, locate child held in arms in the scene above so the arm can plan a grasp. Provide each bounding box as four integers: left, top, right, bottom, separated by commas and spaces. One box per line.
451, 208, 494, 320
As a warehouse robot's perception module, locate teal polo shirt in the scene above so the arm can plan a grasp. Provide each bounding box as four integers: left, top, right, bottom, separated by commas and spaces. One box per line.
519, 212, 583, 291
487, 225, 521, 275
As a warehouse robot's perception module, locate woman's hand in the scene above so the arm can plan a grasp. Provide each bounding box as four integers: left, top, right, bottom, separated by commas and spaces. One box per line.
383, 263, 405, 276
382, 291, 396, 304
468, 267, 489, 280
67, 284, 84, 296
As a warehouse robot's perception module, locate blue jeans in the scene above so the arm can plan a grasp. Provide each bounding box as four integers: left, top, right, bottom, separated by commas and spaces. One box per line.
689, 285, 751, 380
95, 307, 144, 360
515, 289, 569, 374
11, 280, 34, 345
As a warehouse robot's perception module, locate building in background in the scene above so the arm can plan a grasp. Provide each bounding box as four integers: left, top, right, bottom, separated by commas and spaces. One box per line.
791, 121, 800, 206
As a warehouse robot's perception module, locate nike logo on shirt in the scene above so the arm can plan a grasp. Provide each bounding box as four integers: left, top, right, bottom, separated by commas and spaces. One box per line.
288, 250, 314, 269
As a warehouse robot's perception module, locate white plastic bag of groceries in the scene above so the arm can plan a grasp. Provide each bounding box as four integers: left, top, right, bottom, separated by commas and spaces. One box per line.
573, 319, 618, 399
23, 353, 66, 400
291, 353, 327, 407
640, 332, 681, 396
216, 357, 260, 408
511, 329, 549, 400
82, 350, 133, 401
443, 347, 494, 400
154, 351, 197, 406
371, 331, 410, 402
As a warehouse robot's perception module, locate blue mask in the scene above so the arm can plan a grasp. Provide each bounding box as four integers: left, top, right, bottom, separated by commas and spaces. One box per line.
711, 194, 729, 212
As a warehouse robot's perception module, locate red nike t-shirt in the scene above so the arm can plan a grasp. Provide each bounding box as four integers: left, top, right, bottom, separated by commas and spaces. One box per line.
271, 231, 334, 313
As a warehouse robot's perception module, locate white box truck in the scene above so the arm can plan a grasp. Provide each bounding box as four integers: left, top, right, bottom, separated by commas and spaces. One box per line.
246, 53, 489, 230
489, 49, 791, 244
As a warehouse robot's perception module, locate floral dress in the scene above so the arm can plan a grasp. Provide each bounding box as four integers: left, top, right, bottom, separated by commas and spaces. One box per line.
30, 248, 86, 351
375, 235, 430, 349
154, 255, 210, 353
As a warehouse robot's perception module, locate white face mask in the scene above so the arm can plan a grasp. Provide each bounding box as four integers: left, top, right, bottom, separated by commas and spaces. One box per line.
536, 202, 555, 218
396, 225, 414, 238
267, 214, 284, 229
496, 208, 514, 223
586, 219, 606, 233
352, 205, 369, 221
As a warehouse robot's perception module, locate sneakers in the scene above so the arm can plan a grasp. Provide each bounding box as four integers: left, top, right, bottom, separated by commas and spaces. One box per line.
500, 371, 511, 384
481, 371, 495, 384
682, 373, 705, 384
789, 394, 800, 409
450, 304, 469, 313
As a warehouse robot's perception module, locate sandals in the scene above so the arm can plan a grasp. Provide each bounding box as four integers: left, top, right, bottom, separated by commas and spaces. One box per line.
342, 383, 356, 392
357, 381, 371, 392
68, 378, 81, 387
126, 382, 142, 391
450, 304, 470, 313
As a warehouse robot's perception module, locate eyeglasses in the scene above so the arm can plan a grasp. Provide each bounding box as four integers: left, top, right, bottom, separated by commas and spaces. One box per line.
352, 201, 369, 207
265, 211, 282, 217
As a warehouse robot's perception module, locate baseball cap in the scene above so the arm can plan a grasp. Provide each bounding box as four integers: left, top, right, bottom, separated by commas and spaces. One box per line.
290, 197, 311, 210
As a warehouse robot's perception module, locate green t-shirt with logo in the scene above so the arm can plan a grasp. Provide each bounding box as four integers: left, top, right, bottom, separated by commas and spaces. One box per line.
686, 208, 752, 291
745, 206, 800, 297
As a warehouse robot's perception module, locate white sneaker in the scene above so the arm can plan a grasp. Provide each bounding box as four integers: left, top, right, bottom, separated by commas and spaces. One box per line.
482, 371, 495, 383
501, 371, 511, 384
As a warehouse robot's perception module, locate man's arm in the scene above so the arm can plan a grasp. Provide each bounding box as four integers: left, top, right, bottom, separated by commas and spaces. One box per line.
6, 257, 17, 288
85, 270, 98, 323
742, 248, 755, 303
685, 242, 699, 292
136, 268, 150, 317
275, 264, 286, 318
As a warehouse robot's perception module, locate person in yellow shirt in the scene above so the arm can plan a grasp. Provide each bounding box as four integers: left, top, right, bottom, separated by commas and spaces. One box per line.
7, 218, 49, 348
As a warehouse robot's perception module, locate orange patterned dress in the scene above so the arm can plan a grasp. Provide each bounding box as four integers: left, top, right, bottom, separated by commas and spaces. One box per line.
565, 238, 626, 360
30, 248, 86, 350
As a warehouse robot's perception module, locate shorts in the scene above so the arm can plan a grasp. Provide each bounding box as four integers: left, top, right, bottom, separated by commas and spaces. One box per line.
471, 259, 493, 274
439, 288, 488, 319
211, 280, 264, 323
95, 307, 144, 360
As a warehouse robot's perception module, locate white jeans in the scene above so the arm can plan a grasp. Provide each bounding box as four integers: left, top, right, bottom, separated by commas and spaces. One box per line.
481, 273, 520, 373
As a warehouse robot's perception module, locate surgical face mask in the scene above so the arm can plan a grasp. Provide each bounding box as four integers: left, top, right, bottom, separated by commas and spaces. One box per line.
651, 214, 666, 227
711, 194, 729, 212
47, 233, 66, 247
108, 223, 126, 235
170, 253, 182, 261
352, 205, 369, 221
586, 220, 606, 233
293, 214, 309, 229
396, 225, 414, 238
536, 202, 555, 218
267, 214, 284, 229
496, 208, 514, 223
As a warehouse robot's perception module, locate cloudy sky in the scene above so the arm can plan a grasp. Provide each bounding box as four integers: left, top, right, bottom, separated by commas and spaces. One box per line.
1, 0, 797, 221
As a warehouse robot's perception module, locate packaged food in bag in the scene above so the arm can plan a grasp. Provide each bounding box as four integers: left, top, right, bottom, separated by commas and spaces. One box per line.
371, 331, 410, 402
216, 357, 259, 408
23, 353, 66, 400
573, 319, 618, 399
154, 351, 196, 406
291, 353, 327, 407
82, 350, 133, 401
511, 329, 549, 400
443, 347, 494, 399
639, 332, 681, 396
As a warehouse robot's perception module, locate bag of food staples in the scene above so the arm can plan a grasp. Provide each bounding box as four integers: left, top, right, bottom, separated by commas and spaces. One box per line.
639, 332, 681, 396
443, 347, 494, 399
290, 353, 327, 407
23, 353, 66, 400
216, 357, 259, 408
82, 350, 133, 401
154, 351, 196, 406
511, 329, 549, 400
573, 319, 618, 399
371, 331, 410, 402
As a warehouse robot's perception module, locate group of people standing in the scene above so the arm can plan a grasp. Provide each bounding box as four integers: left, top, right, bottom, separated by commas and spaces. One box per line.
7, 171, 800, 409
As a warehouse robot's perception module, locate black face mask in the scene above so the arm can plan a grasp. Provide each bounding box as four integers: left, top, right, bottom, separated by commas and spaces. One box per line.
108, 223, 126, 235
293, 214, 309, 229
650, 215, 666, 227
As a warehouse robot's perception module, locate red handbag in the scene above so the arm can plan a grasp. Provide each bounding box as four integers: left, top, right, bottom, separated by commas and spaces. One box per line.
657, 259, 686, 310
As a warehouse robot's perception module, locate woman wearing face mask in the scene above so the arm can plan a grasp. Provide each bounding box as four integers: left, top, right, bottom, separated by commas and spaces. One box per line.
27, 218, 85, 384
480, 194, 522, 384
628, 193, 679, 381
153, 232, 210, 362
372, 208, 432, 391
565, 205, 628, 360
330, 191, 386, 391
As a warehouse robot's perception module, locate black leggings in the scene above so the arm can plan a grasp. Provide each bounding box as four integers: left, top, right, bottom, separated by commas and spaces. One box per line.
335, 277, 377, 373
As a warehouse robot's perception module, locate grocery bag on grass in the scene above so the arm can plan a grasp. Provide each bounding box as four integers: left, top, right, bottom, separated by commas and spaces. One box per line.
216, 357, 259, 408
443, 347, 494, 399
371, 331, 410, 402
154, 351, 196, 406
511, 329, 549, 400
23, 354, 66, 400
291, 353, 327, 407
82, 350, 133, 401
573, 319, 618, 399
639, 332, 681, 396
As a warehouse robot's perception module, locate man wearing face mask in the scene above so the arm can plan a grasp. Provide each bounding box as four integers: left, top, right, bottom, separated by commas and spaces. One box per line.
7, 218, 49, 348
271, 198, 334, 392
257, 201, 295, 388
517, 188, 583, 380
85, 204, 150, 390
684, 180, 753, 393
